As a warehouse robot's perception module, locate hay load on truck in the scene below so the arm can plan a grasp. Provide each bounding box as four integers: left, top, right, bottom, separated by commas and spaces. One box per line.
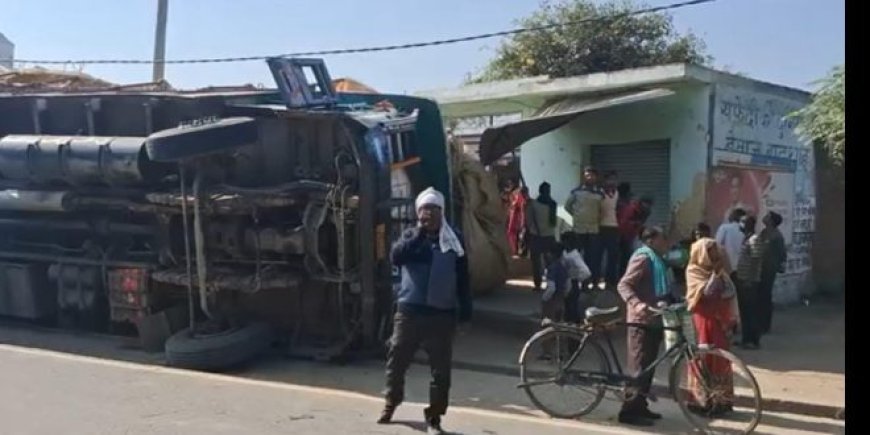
0, 58, 496, 370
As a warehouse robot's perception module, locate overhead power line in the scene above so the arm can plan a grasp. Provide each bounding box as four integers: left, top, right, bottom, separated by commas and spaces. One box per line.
5, 0, 717, 66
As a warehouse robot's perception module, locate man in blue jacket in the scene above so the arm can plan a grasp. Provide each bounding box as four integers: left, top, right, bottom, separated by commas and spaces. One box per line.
378, 187, 472, 435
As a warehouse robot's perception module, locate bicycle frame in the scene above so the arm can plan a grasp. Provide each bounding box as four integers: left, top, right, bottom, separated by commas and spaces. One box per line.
518, 310, 756, 432
545, 319, 697, 389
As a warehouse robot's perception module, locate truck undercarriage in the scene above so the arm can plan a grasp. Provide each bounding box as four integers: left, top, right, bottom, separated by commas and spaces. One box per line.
0, 59, 435, 369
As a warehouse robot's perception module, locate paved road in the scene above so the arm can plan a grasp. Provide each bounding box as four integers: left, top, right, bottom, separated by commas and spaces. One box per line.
0, 344, 636, 435
0, 325, 845, 435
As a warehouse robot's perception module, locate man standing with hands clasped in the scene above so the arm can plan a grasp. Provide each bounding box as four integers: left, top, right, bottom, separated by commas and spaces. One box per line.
379, 187, 472, 435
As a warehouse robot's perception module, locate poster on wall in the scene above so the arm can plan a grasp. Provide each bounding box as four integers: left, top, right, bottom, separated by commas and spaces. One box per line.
706, 165, 795, 245
708, 84, 816, 303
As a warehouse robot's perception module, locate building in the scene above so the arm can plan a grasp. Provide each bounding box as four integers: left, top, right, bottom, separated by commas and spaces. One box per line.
420, 64, 816, 304
0, 32, 13, 70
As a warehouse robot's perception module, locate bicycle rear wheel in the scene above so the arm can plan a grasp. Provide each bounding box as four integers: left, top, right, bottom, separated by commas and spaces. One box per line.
670, 347, 763, 434
518, 327, 610, 419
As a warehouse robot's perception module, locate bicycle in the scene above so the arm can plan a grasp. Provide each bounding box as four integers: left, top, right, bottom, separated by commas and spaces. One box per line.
517, 302, 763, 434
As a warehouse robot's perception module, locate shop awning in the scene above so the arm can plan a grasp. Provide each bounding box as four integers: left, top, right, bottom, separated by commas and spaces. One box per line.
478, 88, 675, 165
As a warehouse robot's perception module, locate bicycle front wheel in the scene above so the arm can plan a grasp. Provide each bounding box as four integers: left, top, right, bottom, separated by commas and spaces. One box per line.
670, 346, 763, 434
519, 327, 610, 419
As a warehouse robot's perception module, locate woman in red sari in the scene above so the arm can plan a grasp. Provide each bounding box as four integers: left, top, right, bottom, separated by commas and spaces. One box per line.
684, 238, 740, 415
507, 186, 529, 256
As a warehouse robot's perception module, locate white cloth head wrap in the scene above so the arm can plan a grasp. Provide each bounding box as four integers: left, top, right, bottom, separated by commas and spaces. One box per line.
415, 187, 465, 257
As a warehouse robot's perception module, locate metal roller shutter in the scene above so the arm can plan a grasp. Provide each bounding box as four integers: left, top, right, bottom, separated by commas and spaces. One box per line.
591, 140, 671, 227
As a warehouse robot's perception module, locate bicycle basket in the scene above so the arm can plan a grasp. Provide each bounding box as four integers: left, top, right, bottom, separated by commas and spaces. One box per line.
662, 306, 696, 348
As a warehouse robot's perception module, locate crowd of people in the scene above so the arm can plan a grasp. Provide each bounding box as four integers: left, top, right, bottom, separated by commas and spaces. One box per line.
504, 169, 653, 299
511, 166, 788, 427
380, 172, 788, 432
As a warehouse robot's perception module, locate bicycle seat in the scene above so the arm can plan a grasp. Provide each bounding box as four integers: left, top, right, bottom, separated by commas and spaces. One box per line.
584, 306, 620, 323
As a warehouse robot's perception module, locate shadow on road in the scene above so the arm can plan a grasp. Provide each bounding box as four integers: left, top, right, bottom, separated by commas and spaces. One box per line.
477, 283, 846, 377
733, 301, 845, 376
389, 420, 429, 432
0, 318, 844, 435
388, 419, 467, 435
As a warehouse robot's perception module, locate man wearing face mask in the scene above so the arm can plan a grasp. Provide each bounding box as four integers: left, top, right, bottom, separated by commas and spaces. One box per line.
379, 188, 472, 435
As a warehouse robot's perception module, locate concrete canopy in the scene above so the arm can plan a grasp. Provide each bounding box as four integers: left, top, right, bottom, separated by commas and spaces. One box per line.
418, 63, 810, 119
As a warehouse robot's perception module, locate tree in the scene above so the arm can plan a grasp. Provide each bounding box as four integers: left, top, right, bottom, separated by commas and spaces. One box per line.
469, 0, 711, 83
791, 65, 845, 166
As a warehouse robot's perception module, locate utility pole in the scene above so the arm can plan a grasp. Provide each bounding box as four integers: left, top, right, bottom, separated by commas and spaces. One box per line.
152, 0, 169, 83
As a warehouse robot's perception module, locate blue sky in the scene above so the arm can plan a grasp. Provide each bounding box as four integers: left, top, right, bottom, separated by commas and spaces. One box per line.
1, 0, 844, 93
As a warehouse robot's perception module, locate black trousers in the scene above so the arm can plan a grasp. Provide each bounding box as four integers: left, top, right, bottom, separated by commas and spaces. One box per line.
598, 226, 620, 286
736, 279, 761, 346
621, 321, 664, 414
758, 269, 777, 334
565, 285, 581, 323
528, 235, 557, 290
384, 310, 456, 417
566, 231, 599, 286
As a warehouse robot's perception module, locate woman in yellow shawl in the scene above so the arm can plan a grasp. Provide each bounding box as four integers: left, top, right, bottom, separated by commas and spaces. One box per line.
684, 238, 739, 415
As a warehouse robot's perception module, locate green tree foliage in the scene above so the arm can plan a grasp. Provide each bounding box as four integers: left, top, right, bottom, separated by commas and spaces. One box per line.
792, 65, 845, 166
470, 0, 711, 83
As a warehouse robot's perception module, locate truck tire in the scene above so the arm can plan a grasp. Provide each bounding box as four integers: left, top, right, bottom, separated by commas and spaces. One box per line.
165, 322, 272, 371
146, 117, 259, 162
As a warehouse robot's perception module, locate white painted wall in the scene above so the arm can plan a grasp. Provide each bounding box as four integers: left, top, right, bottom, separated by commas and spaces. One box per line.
519, 83, 711, 233
520, 123, 586, 226
710, 83, 813, 304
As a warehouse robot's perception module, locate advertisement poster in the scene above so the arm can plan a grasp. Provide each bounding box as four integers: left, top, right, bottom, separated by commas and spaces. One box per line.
707, 166, 794, 245
708, 85, 815, 303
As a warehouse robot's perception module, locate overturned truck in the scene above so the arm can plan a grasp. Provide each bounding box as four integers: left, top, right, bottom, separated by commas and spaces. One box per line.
0, 58, 455, 369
